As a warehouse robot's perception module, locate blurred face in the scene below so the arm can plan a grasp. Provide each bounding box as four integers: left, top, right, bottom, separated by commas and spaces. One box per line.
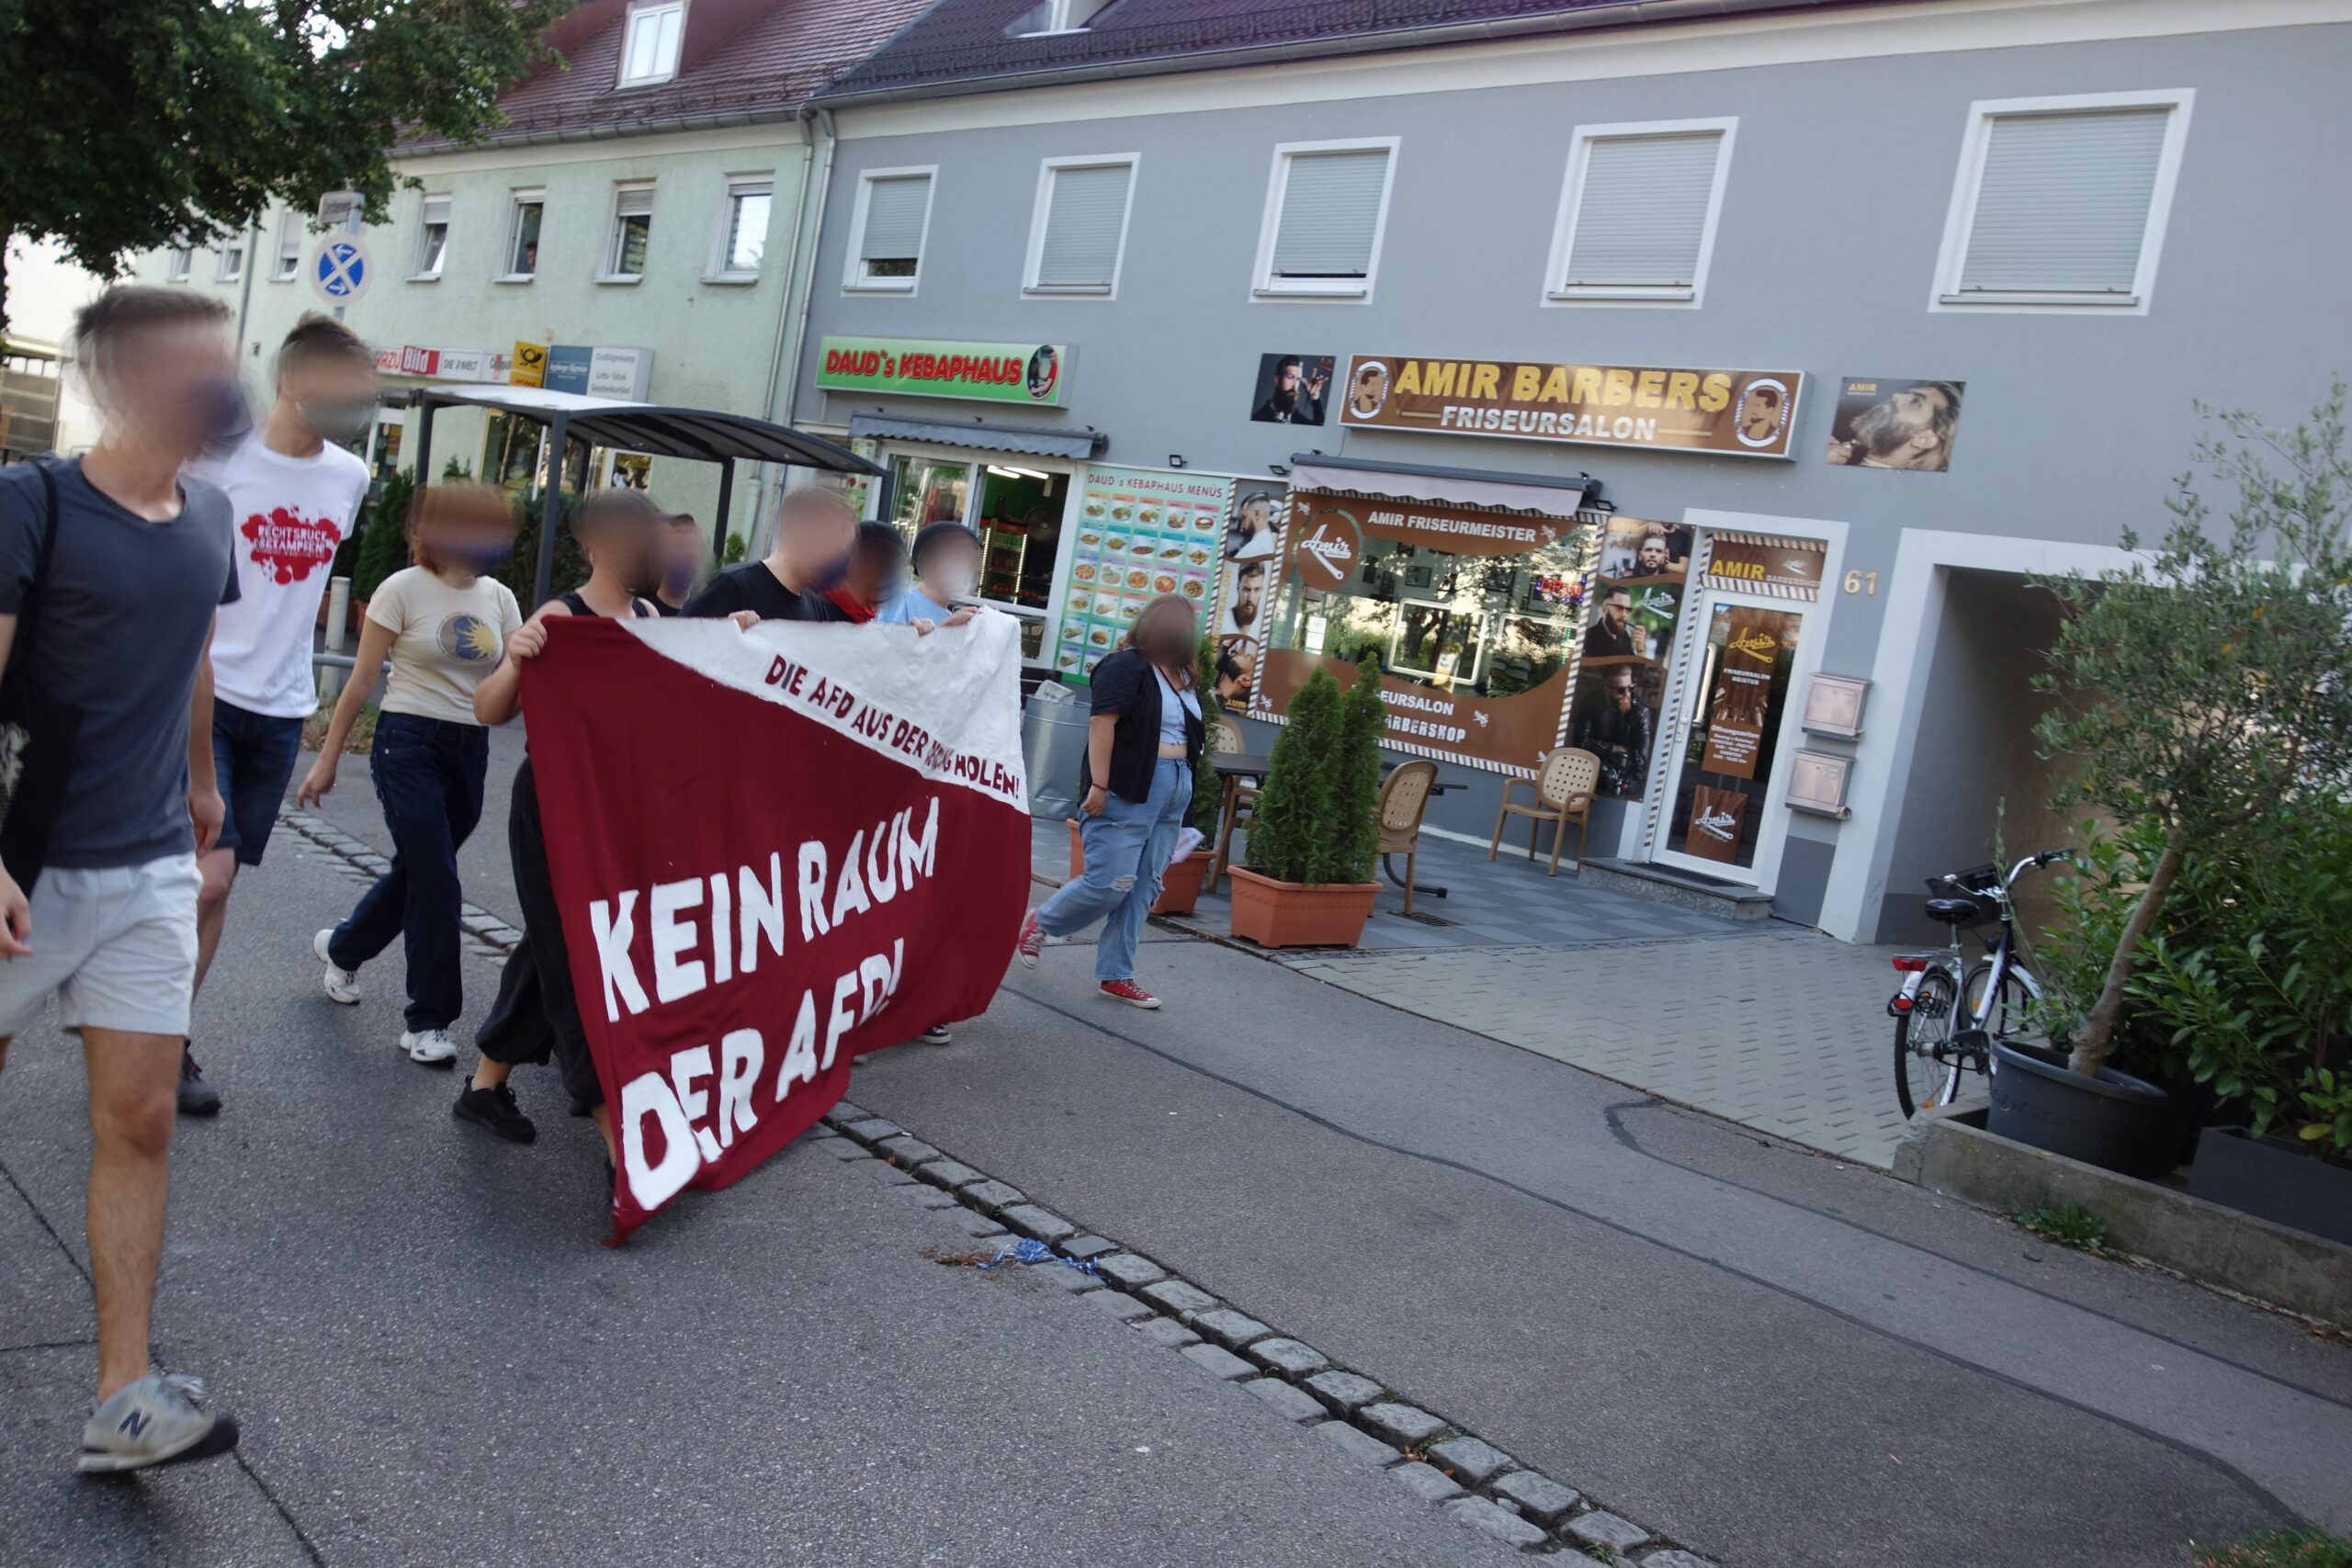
588, 508, 660, 590
97, 320, 239, 457
846, 544, 900, 606
779, 501, 855, 582
1138, 604, 1198, 663
662, 520, 703, 595
1277, 364, 1300, 394
919, 534, 981, 601
424, 505, 516, 576
281, 352, 378, 446
1740, 389, 1781, 442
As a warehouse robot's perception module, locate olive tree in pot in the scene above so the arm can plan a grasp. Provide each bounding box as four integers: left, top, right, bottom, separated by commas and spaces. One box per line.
2018, 387, 2352, 1179
1065, 635, 1224, 914
1227, 658, 1385, 948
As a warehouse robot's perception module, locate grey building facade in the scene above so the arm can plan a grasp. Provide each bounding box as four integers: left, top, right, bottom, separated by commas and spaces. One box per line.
786, 0, 2352, 942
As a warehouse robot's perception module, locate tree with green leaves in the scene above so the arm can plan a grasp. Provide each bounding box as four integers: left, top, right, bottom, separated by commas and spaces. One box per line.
2033, 384, 2352, 1078
0, 0, 568, 325
1248, 670, 1340, 885
1332, 654, 1387, 886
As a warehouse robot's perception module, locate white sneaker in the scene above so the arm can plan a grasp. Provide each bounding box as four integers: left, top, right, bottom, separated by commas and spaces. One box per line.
314, 930, 361, 1005
401, 1028, 458, 1066
79, 1372, 238, 1474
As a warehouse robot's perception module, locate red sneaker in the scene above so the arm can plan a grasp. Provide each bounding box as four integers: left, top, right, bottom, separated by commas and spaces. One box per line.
1014, 908, 1045, 968
1099, 978, 1160, 1010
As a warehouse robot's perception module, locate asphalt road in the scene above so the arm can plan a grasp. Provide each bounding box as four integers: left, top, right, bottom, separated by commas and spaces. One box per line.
0, 832, 1513, 1568
6, 747, 2347, 1567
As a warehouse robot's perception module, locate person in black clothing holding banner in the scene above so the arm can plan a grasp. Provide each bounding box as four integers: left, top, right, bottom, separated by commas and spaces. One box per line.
457, 491, 664, 1154
682, 485, 862, 624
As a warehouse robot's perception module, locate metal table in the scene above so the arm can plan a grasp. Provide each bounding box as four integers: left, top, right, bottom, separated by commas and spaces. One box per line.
1207, 753, 1460, 898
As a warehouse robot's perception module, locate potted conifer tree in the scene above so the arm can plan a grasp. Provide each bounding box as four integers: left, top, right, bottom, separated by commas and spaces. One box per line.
1227, 658, 1385, 949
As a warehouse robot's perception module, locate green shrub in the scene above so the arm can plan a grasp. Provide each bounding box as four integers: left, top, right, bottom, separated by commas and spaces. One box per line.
1248, 670, 1340, 885
1333, 653, 1386, 886
2196, 1529, 2352, 1568
1190, 634, 1224, 831
496, 490, 587, 606
349, 471, 414, 601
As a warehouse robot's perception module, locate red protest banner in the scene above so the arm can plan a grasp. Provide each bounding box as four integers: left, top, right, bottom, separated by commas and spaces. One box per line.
520, 613, 1031, 1241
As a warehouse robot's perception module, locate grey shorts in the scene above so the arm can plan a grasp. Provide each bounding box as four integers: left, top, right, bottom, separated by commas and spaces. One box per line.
0, 855, 201, 1039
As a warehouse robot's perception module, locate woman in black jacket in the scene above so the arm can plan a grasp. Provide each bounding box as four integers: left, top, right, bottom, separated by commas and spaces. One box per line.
1014, 595, 1203, 1009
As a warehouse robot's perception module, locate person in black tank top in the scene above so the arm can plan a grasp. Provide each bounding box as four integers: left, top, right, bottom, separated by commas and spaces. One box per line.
456, 491, 663, 1156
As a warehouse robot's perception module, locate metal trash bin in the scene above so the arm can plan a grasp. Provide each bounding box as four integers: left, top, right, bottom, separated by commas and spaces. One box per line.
1021, 681, 1088, 820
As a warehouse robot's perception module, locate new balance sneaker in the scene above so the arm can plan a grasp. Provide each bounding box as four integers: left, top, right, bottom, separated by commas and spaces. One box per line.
175, 1046, 220, 1118
1014, 908, 1045, 968
78, 1373, 239, 1474
400, 1028, 458, 1066
453, 1080, 537, 1144
313, 929, 360, 1005
1099, 979, 1160, 1010
915, 1024, 953, 1047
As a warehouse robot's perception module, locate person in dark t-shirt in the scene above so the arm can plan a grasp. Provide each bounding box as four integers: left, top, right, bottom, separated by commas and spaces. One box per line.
680, 485, 860, 624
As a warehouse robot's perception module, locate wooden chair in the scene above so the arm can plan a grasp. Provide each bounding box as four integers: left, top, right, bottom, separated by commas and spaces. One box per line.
1488, 748, 1599, 876
1205, 716, 1257, 894
1376, 760, 1441, 915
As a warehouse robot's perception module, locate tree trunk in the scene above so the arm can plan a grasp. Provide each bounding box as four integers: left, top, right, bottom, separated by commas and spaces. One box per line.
2068, 830, 2188, 1077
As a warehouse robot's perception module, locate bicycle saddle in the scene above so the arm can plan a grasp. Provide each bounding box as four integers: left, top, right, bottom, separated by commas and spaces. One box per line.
1924, 897, 1984, 924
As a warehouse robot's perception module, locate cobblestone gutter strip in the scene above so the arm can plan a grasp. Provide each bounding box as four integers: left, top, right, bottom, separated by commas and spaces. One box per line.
287, 807, 1718, 1563
824, 1100, 1722, 1566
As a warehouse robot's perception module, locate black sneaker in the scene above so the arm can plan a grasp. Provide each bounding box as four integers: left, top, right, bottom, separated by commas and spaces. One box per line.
915, 1024, 953, 1046
175, 1046, 221, 1118
452, 1080, 537, 1144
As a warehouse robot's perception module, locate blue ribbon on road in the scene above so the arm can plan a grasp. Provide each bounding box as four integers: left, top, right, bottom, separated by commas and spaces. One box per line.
976, 1238, 1102, 1276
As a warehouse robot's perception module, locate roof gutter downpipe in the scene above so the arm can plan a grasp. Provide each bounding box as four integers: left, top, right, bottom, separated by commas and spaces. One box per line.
752, 102, 839, 555
815, 0, 1841, 107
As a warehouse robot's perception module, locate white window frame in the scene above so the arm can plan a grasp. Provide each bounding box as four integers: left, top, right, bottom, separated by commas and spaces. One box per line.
706, 173, 775, 284
412, 195, 451, 281
1250, 136, 1400, 303
214, 233, 246, 284
841, 165, 936, 296
1542, 117, 1736, 309
166, 245, 193, 283
1928, 88, 2194, 316
1010, 0, 1113, 38
1020, 154, 1138, 300
499, 188, 546, 283
601, 182, 655, 284
616, 0, 686, 88
271, 209, 303, 281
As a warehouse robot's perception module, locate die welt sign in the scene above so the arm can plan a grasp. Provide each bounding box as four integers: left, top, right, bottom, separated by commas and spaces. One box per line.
521, 614, 1031, 1240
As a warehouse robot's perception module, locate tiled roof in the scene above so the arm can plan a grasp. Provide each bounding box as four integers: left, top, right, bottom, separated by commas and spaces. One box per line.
401, 0, 933, 151
820, 0, 1875, 99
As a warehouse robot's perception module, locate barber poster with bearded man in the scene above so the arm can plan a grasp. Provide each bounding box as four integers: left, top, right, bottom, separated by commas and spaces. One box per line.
1823, 378, 1965, 473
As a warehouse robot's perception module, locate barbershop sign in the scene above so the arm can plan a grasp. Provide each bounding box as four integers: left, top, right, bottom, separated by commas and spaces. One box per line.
1337, 353, 1806, 460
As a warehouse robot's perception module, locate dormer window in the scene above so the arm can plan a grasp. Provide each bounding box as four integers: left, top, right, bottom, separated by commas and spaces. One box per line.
1006, 0, 1112, 38
619, 1, 684, 86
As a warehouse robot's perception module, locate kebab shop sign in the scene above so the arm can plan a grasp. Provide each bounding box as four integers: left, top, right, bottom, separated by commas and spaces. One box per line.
816, 334, 1069, 407
522, 613, 1031, 1240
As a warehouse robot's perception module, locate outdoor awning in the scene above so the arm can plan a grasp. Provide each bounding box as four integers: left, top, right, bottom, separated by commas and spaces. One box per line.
417, 385, 881, 475
1288, 452, 1592, 519
850, 411, 1105, 464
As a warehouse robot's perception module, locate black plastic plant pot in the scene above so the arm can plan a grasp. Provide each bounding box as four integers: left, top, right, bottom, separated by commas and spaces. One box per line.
2188, 1126, 2352, 1247
1985, 1039, 2177, 1180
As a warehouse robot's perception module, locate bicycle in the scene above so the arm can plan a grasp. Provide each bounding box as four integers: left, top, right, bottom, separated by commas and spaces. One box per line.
1889, 849, 2071, 1118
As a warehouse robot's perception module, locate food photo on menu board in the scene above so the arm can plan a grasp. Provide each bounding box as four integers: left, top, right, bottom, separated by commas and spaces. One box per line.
1056, 466, 1233, 679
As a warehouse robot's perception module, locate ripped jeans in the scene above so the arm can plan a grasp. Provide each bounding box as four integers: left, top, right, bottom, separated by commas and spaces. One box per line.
1036, 758, 1188, 982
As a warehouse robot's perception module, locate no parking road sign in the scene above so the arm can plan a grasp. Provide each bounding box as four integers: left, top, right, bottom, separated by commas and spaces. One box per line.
309, 236, 372, 306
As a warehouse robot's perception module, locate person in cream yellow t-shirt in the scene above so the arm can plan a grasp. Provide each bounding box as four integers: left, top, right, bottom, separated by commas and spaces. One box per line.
300, 484, 522, 1066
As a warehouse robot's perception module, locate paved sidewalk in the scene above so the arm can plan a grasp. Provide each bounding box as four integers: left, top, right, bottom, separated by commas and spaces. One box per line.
1031, 815, 1947, 1168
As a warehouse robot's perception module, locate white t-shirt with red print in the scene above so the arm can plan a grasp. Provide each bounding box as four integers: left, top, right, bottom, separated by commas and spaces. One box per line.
186, 433, 371, 718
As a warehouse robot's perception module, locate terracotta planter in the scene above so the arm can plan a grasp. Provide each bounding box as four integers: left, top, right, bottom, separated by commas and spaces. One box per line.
1066, 818, 1210, 917
1226, 866, 1378, 950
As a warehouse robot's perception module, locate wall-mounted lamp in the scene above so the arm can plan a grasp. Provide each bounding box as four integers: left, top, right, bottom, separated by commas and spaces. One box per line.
1167, 454, 1187, 469
1267, 463, 1290, 478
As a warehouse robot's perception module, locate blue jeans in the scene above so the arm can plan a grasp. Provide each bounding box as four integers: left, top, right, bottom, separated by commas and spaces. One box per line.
1037, 758, 1188, 983
328, 712, 488, 1032
210, 699, 307, 866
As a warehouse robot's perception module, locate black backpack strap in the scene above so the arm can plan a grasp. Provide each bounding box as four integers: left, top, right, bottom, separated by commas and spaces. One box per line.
15, 462, 64, 660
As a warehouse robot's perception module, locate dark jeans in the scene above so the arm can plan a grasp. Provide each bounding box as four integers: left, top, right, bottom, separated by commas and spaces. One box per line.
210, 699, 307, 866
328, 712, 488, 1032
474, 758, 601, 1109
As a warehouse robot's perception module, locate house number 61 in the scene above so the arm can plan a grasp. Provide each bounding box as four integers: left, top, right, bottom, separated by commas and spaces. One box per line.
1842, 570, 1879, 595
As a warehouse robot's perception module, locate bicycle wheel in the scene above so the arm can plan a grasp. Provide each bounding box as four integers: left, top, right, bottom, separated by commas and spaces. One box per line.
1963, 963, 2050, 1052
1894, 967, 1963, 1118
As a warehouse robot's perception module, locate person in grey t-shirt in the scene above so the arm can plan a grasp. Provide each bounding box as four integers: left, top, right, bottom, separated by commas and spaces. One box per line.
0, 287, 243, 1476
